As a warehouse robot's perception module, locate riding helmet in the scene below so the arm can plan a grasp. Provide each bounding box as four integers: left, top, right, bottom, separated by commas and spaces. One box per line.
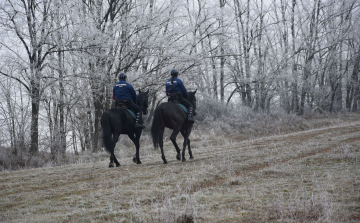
170, 69, 179, 76
118, 72, 127, 79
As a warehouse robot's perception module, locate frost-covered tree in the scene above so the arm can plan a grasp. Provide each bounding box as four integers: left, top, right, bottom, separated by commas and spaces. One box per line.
0, 0, 61, 154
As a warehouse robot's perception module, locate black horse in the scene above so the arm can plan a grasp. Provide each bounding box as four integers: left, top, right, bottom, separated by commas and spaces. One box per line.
151, 90, 197, 164
101, 90, 149, 167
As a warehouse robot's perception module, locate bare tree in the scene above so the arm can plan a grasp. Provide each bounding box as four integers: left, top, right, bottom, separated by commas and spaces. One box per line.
0, 0, 59, 154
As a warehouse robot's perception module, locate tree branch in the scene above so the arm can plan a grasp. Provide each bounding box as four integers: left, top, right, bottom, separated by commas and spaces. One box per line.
0, 71, 30, 92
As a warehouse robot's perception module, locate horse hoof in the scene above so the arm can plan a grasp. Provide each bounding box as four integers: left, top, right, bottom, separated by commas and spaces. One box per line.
133, 157, 137, 163
190, 156, 194, 160
109, 163, 115, 168
137, 161, 142, 164
116, 164, 121, 167
163, 161, 168, 164
176, 154, 181, 161
182, 159, 186, 162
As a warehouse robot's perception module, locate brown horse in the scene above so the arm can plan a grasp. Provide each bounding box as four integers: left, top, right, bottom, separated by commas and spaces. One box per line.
151, 90, 197, 164
101, 90, 149, 167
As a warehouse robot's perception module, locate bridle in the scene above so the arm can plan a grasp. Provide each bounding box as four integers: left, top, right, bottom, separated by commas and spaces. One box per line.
137, 94, 148, 115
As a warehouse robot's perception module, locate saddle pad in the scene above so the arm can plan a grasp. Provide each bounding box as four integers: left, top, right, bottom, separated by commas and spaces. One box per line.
125, 109, 136, 119
178, 104, 187, 113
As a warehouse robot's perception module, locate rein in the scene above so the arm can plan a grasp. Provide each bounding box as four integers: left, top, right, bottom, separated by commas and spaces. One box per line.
139, 105, 148, 111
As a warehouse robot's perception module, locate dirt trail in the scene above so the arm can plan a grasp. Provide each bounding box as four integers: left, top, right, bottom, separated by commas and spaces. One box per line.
187, 121, 360, 193
1, 121, 359, 222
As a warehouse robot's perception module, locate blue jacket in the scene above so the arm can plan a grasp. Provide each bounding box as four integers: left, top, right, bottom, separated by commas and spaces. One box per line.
113, 80, 137, 103
166, 77, 188, 99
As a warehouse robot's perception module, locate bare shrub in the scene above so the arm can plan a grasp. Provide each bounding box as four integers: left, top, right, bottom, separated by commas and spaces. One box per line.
0, 146, 73, 171
303, 106, 329, 119
194, 96, 304, 138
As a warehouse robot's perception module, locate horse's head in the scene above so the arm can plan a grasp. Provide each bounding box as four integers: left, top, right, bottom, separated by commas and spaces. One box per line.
137, 89, 149, 115
187, 89, 197, 116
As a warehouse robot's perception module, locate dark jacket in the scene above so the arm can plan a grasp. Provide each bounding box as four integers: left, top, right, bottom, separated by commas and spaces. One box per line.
165, 77, 188, 99
113, 80, 137, 103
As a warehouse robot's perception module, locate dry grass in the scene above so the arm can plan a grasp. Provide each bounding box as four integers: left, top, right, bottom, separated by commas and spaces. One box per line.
1, 114, 360, 222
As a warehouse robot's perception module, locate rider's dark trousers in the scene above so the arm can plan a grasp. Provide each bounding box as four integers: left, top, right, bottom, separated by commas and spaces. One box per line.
177, 95, 193, 108
115, 99, 142, 114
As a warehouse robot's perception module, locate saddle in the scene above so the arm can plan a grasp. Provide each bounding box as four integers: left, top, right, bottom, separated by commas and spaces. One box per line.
167, 92, 180, 103
115, 100, 136, 119
167, 96, 188, 114
177, 103, 188, 113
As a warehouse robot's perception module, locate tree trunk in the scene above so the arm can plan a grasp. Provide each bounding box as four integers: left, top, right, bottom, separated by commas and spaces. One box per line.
255, 0, 265, 111
299, 0, 320, 115
219, 0, 225, 103
58, 50, 66, 157
244, 0, 252, 106
30, 66, 41, 154
347, 46, 360, 111
291, 0, 300, 114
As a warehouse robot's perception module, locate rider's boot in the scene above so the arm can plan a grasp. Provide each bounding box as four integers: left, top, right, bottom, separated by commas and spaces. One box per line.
187, 106, 195, 123
135, 112, 145, 129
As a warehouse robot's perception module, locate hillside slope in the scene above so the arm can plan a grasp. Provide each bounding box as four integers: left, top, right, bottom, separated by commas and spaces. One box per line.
1, 120, 359, 222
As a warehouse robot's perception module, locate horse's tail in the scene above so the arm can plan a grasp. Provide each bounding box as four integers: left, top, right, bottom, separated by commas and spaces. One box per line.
101, 111, 114, 154
151, 105, 162, 149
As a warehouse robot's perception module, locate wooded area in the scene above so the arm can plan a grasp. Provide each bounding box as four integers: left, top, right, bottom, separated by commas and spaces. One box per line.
0, 0, 359, 159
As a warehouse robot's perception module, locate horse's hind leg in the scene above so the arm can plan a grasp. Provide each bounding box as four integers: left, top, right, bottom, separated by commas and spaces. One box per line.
109, 153, 120, 167
109, 152, 121, 167
158, 128, 168, 164
108, 141, 116, 167
111, 134, 121, 167
170, 128, 182, 161
109, 153, 115, 168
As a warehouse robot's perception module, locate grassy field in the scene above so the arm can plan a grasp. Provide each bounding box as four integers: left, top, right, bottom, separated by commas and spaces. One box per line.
1, 114, 359, 222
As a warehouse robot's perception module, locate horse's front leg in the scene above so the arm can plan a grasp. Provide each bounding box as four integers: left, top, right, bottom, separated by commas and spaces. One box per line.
187, 138, 193, 159
181, 139, 187, 162
181, 130, 194, 160
128, 133, 142, 164
134, 132, 142, 164
182, 126, 193, 162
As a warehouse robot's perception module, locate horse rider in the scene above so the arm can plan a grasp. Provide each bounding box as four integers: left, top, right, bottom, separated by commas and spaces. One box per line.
165, 69, 195, 123
113, 72, 145, 129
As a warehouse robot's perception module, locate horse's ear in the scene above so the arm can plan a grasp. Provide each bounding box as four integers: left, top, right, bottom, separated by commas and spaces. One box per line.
194, 89, 197, 94
145, 89, 149, 94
